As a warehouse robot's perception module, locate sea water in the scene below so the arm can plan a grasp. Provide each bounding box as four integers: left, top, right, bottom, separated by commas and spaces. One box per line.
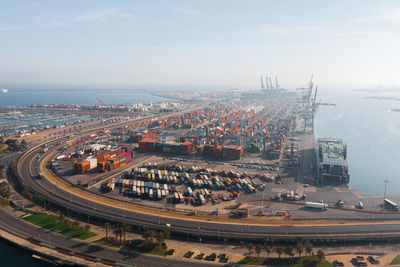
315, 89, 400, 195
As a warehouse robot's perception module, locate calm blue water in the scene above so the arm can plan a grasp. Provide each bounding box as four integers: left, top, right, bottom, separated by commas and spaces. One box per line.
0, 90, 166, 105
0, 238, 52, 267
315, 89, 400, 195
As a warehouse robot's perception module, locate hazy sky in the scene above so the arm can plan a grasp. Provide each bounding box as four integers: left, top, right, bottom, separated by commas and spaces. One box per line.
1, 0, 400, 89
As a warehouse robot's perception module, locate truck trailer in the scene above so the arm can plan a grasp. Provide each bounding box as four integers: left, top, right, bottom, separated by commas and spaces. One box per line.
306, 201, 328, 211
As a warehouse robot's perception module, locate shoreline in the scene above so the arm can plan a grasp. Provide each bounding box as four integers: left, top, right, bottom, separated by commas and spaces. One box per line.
0, 222, 108, 267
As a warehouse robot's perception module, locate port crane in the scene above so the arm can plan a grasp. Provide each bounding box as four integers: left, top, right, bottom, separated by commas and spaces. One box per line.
260, 75, 279, 90
297, 75, 335, 132
309, 86, 336, 131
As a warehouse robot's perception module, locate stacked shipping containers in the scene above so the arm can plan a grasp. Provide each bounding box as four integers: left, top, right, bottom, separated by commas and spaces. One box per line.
73, 161, 90, 174
222, 145, 243, 160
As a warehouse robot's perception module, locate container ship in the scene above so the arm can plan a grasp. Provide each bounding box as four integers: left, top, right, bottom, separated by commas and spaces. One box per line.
316, 137, 349, 185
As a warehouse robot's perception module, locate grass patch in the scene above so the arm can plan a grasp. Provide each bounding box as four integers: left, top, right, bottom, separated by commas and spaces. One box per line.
390, 255, 400, 265
67, 230, 96, 240
94, 238, 167, 256
238, 257, 266, 265
148, 247, 167, 256
94, 238, 122, 248
0, 197, 9, 207
238, 256, 333, 267
24, 213, 58, 229
24, 213, 96, 240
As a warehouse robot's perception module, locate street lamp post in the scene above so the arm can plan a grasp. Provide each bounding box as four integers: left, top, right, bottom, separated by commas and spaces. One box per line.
384, 179, 390, 205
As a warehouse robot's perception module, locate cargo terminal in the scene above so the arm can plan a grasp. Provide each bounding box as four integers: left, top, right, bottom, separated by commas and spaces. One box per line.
45, 78, 400, 220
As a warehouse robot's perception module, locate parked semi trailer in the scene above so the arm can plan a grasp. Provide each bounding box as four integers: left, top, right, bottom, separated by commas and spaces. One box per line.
306, 201, 328, 211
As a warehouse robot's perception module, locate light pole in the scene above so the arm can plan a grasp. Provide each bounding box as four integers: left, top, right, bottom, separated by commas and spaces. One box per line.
384, 179, 389, 205
262, 189, 266, 211
48, 232, 51, 255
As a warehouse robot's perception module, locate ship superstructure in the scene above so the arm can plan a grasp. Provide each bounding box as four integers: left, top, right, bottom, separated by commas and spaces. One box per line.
316, 137, 349, 185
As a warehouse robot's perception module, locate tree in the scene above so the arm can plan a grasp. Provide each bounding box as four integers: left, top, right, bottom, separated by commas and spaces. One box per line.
255, 244, 262, 258
316, 249, 325, 262
20, 140, 27, 150
284, 246, 293, 258
276, 246, 283, 259
122, 223, 131, 244
113, 226, 120, 242
72, 221, 80, 230
104, 223, 111, 240
264, 245, 272, 257
263, 236, 270, 246
119, 225, 123, 243
296, 243, 304, 257
0, 182, 10, 198
247, 242, 254, 257
306, 244, 313, 257
58, 213, 66, 223
85, 225, 91, 232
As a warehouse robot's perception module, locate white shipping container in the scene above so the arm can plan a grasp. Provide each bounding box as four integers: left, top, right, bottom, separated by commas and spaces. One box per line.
88, 158, 97, 170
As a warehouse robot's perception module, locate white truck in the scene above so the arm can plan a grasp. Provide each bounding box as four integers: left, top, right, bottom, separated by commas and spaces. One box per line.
306, 201, 328, 211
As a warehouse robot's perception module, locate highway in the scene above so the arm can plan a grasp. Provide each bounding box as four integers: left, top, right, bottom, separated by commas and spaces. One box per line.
16, 140, 400, 243
0, 208, 213, 267
4, 105, 400, 267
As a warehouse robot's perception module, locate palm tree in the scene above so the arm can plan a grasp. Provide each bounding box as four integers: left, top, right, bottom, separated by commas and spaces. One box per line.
119, 225, 123, 243
122, 223, 131, 244
306, 244, 313, 257
255, 244, 262, 258
276, 246, 283, 259
263, 236, 270, 247
113, 227, 119, 242
296, 243, 304, 257
104, 223, 111, 240
163, 230, 171, 239
284, 246, 293, 258
247, 242, 254, 257
264, 245, 272, 258
316, 249, 325, 262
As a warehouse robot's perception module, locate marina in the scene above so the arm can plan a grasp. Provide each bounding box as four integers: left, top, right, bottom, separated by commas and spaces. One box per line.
0, 110, 96, 136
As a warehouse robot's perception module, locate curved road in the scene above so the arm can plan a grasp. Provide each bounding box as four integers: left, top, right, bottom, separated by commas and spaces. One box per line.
0, 208, 215, 267
16, 139, 400, 243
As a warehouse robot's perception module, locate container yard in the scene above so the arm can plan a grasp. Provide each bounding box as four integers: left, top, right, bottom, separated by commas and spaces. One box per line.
46, 91, 306, 215
44, 83, 396, 220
